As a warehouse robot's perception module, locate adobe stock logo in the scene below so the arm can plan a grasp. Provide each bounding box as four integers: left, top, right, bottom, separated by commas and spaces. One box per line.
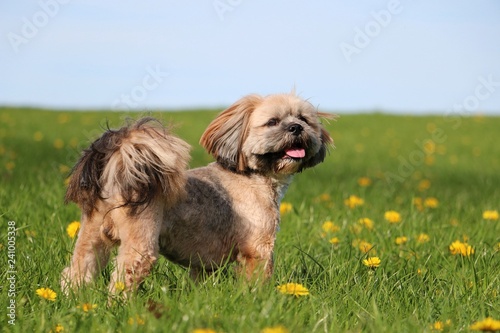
7, 0, 71, 53
112, 66, 169, 110
339, 0, 403, 63
213, 0, 243, 21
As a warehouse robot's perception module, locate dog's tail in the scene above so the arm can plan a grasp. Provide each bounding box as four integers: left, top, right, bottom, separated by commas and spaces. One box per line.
65, 117, 191, 215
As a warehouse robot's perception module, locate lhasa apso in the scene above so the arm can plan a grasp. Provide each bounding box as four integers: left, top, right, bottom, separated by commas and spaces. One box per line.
61, 93, 333, 294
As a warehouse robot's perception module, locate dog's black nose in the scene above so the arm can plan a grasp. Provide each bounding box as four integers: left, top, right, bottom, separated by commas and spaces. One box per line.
288, 123, 303, 135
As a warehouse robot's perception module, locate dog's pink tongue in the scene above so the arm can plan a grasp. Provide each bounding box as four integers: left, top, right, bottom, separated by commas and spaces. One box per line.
285, 148, 306, 158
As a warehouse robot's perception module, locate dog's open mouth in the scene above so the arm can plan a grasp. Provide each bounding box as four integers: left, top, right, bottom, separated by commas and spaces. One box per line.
283, 147, 306, 160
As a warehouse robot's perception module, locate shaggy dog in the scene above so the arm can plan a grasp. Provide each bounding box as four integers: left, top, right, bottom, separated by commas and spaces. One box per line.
61, 93, 333, 294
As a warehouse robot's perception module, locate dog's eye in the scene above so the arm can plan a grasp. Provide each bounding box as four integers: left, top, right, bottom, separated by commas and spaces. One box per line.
266, 118, 279, 127
298, 115, 308, 124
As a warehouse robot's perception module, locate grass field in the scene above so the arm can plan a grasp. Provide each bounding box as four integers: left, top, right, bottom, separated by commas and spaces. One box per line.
1, 107, 499, 332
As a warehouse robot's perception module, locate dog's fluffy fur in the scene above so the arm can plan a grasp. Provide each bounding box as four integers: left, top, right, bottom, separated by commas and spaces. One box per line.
61, 93, 333, 294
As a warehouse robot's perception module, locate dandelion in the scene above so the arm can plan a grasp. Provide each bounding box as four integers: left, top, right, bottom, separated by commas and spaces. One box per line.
192, 329, 217, 333
495, 243, 500, 252
77, 303, 97, 312
276, 283, 309, 296
413, 197, 424, 211
416, 233, 430, 244
49, 324, 64, 333
483, 210, 499, 220
53, 139, 64, 149
128, 315, 145, 326
5, 161, 15, 171
395, 236, 408, 245
36, 287, 57, 301
114, 281, 125, 292
363, 256, 381, 269
424, 197, 439, 208
431, 320, 451, 331
322, 221, 340, 233
317, 193, 331, 202
261, 326, 289, 333
358, 241, 374, 254
33, 131, 44, 141
329, 237, 340, 245
358, 217, 374, 230
66, 221, 80, 239
357, 177, 372, 187
431, 321, 444, 331
59, 164, 70, 174
418, 179, 431, 191
470, 317, 500, 331
384, 210, 401, 223
279, 202, 293, 215
449, 240, 474, 257
344, 195, 364, 209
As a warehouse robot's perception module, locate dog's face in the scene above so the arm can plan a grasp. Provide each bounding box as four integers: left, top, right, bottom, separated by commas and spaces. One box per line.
200, 94, 333, 175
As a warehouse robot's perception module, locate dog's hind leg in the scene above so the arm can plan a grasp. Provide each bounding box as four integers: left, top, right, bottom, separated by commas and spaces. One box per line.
108, 205, 162, 296
61, 210, 111, 293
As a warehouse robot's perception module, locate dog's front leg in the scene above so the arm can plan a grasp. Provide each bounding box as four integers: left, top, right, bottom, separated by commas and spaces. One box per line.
236, 239, 275, 281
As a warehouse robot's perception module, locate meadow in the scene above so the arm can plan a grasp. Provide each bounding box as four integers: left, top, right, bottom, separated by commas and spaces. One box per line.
0, 107, 499, 332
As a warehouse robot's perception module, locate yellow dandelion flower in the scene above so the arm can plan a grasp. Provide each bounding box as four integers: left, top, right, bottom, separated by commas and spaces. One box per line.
483, 210, 499, 220
418, 179, 431, 191
317, 193, 331, 202
470, 317, 500, 331
358, 241, 374, 254
395, 236, 408, 245
276, 283, 309, 296
495, 243, 500, 252
58, 114, 70, 124
114, 281, 125, 292
36, 287, 57, 301
362, 256, 381, 269
424, 197, 439, 208
5, 161, 15, 171
66, 221, 80, 239
53, 139, 64, 149
50, 324, 64, 333
329, 237, 340, 245
425, 155, 435, 166
33, 131, 44, 141
384, 210, 401, 223
449, 240, 474, 257
192, 329, 217, 333
128, 315, 145, 325
59, 164, 70, 174
322, 221, 340, 233
344, 195, 364, 209
78, 303, 98, 312
261, 325, 289, 333
416, 233, 430, 244
413, 197, 424, 211
357, 177, 372, 187
358, 217, 374, 230
280, 202, 293, 215
431, 321, 444, 331
349, 224, 363, 234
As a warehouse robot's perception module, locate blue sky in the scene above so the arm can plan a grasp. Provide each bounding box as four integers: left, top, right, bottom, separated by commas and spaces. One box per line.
1, 1, 500, 114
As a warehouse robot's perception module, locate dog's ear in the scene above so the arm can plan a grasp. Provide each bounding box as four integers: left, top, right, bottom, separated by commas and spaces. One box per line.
301, 112, 335, 170
200, 94, 262, 172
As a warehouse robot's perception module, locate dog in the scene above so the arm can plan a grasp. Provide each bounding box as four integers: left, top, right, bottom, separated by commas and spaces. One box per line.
61, 93, 333, 294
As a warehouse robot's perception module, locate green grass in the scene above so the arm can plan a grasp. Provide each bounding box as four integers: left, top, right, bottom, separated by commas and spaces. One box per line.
1, 107, 499, 332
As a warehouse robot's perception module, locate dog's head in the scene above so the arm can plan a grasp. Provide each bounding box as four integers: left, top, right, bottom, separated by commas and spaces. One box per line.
200, 93, 333, 175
